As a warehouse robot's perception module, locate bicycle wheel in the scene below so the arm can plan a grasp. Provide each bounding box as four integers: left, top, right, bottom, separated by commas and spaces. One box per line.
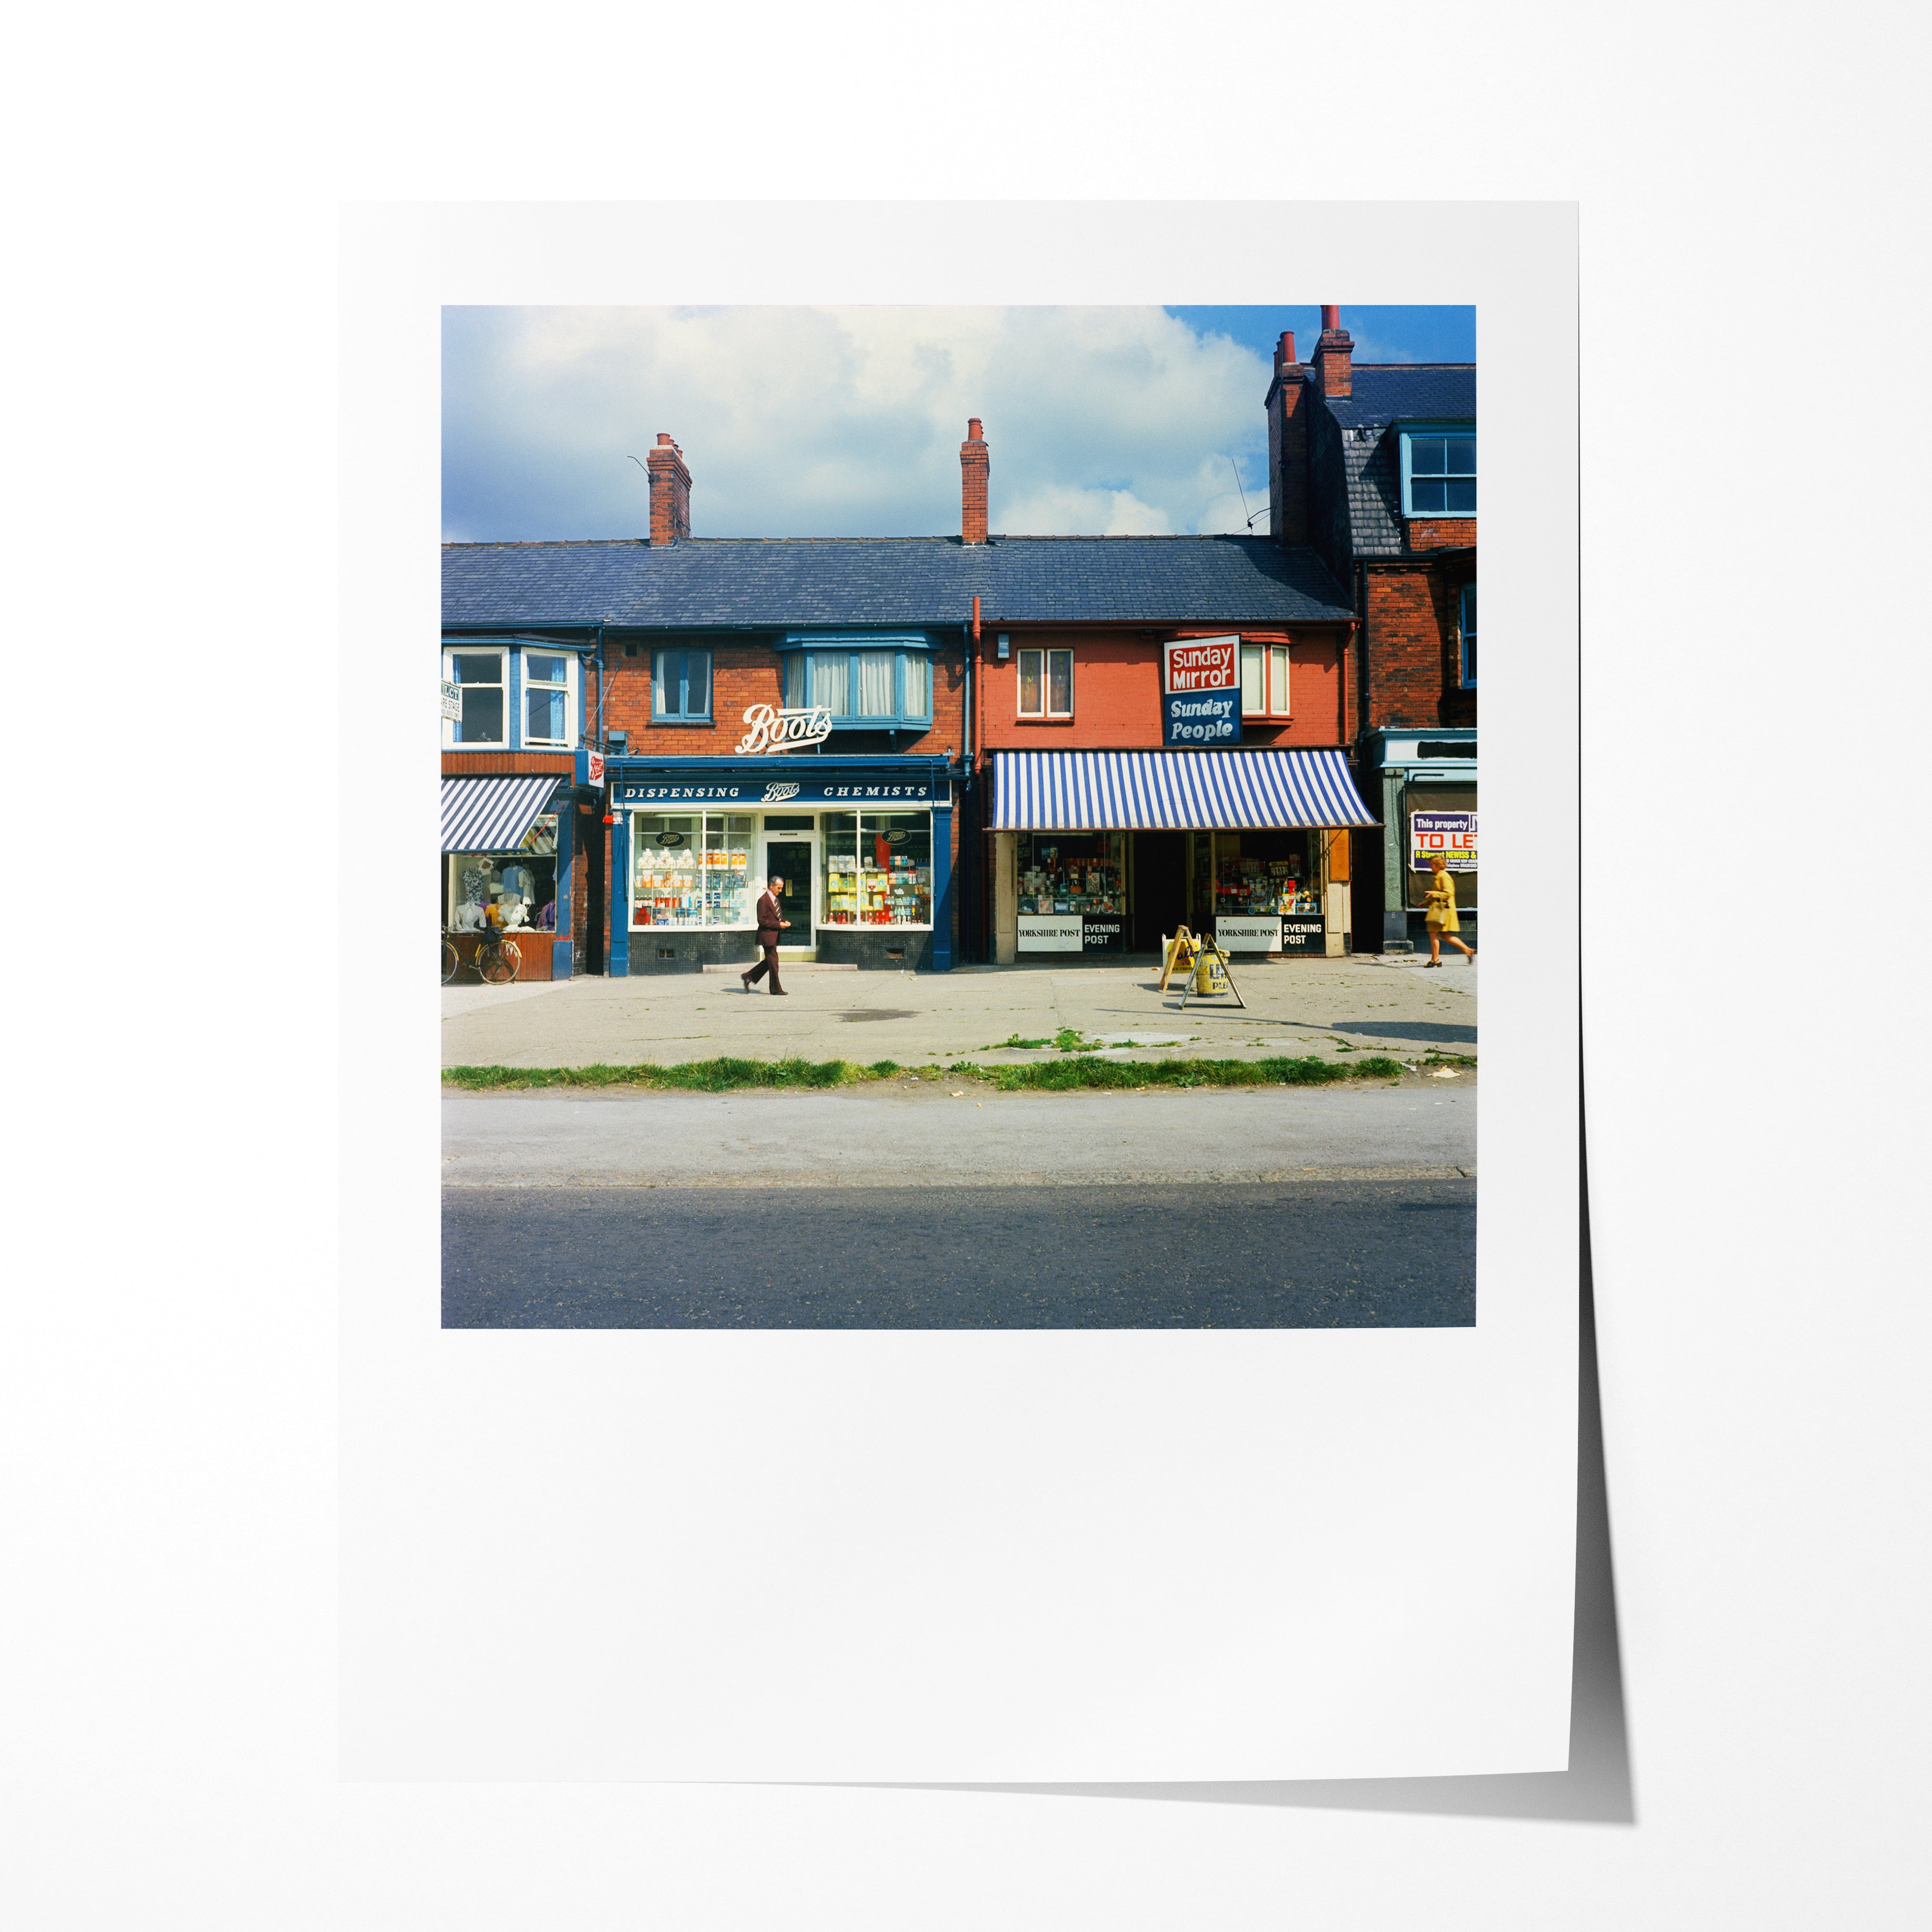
478, 943, 517, 986
498, 941, 521, 982
442, 939, 461, 985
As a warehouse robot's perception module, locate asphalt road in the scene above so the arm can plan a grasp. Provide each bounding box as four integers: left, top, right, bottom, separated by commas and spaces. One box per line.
442, 1179, 1475, 1329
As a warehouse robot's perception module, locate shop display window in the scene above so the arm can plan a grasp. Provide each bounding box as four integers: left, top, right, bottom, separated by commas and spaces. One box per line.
631, 811, 752, 928
1017, 831, 1124, 915
1213, 831, 1317, 917
1404, 786, 1477, 910
821, 811, 932, 926
447, 819, 559, 934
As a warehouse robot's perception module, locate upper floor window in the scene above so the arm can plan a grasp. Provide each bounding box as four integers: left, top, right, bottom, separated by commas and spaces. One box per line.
1460, 584, 1477, 687
653, 647, 712, 724
778, 636, 934, 728
524, 651, 576, 747
1017, 648, 1072, 718
1240, 642, 1290, 718
445, 648, 506, 745
1401, 427, 1476, 516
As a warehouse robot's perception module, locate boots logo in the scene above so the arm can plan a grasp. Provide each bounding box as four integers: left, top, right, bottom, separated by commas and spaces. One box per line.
735, 703, 834, 755
760, 781, 801, 804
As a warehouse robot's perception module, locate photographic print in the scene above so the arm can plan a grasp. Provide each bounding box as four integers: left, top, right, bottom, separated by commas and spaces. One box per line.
439, 301, 1480, 1329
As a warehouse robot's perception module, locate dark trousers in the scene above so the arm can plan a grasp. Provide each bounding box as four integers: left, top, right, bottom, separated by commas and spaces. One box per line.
745, 940, 785, 993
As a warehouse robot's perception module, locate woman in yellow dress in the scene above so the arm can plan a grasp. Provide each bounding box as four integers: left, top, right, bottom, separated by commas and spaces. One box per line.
1422, 851, 1475, 967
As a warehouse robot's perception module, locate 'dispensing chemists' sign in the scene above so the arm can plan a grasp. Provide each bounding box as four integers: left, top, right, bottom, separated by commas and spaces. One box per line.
1161, 635, 1241, 746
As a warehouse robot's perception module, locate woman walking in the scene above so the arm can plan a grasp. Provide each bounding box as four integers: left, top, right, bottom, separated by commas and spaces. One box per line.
1422, 851, 1475, 966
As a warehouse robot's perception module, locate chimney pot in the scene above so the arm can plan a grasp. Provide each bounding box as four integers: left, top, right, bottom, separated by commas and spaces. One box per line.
960, 415, 990, 545
1313, 308, 1353, 399
646, 433, 692, 543
1321, 304, 1340, 332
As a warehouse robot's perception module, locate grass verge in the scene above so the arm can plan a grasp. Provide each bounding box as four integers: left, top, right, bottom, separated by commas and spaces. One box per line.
442, 1053, 1414, 1093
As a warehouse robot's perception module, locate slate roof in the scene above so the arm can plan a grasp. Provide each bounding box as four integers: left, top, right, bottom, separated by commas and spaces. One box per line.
1323, 364, 1475, 432
442, 534, 1354, 631
1322, 365, 1476, 559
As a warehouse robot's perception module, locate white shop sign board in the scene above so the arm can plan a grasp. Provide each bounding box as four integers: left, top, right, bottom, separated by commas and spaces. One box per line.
1216, 916, 1282, 952
1018, 915, 1083, 951
440, 679, 462, 721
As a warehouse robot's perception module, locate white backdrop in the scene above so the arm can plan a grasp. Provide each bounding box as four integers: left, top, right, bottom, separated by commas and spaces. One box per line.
5, 7, 1923, 1927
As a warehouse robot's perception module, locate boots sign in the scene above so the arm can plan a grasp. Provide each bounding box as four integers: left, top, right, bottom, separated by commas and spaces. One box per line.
1161, 635, 1241, 746
734, 703, 834, 755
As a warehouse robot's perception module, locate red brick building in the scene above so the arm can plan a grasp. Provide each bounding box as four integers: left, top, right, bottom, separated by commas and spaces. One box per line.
1268, 308, 1477, 950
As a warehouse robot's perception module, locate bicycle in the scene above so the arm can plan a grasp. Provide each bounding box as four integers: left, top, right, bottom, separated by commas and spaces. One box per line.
442, 926, 521, 986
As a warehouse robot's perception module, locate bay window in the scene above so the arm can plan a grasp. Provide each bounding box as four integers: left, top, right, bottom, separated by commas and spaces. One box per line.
777, 635, 934, 728
445, 649, 506, 745
523, 651, 575, 747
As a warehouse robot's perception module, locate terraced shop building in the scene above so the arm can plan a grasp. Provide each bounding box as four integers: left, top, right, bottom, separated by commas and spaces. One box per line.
441, 422, 1380, 972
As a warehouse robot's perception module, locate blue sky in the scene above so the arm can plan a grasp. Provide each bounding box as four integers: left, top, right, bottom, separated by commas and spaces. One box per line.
443, 306, 1475, 544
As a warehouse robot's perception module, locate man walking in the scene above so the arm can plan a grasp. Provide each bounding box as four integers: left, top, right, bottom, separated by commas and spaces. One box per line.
742, 874, 790, 994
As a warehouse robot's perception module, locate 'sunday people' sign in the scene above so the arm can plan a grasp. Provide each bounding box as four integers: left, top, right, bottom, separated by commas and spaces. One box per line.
1161, 634, 1241, 746
734, 704, 834, 755
1409, 810, 1479, 872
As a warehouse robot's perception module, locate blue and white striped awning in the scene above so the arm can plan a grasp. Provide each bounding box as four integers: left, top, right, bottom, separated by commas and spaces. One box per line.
991, 749, 1376, 831
441, 775, 564, 853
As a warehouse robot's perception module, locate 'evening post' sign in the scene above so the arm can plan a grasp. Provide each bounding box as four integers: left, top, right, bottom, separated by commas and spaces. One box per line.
1409, 810, 1479, 871
1162, 635, 1241, 746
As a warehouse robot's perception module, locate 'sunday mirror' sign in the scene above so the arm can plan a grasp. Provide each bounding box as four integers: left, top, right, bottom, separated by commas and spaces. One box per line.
734, 704, 834, 755
1161, 635, 1241, 746
1410, 810, 1479, 871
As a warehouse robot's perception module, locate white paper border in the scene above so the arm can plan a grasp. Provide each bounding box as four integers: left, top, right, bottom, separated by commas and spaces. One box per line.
340, 201, 1578, 1781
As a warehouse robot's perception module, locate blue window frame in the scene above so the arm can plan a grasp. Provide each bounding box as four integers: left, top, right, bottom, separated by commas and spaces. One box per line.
776, 633, 934, 729
653, 647, 712, 724
1400, 424, 1476, 517
1459, 583, 1477, 687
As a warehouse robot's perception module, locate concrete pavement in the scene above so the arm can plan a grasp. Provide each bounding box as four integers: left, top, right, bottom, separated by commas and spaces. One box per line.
442, 1081, 1477, 1188
440, 954, 1478, 1071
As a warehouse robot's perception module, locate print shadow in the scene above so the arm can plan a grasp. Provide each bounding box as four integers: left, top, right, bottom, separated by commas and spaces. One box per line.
860, 1089, 1632, 1824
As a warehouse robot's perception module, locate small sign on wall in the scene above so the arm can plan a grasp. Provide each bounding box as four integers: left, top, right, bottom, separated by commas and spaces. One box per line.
1215, 916, 1281, 953
1409, 810, 1478, 871
440, 680, 462, 722
1018, 916, 1083, 952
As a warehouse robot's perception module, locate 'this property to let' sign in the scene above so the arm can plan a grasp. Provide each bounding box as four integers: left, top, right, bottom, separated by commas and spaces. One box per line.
1410, 810, 1478, 871
1162, 634, 1242, 747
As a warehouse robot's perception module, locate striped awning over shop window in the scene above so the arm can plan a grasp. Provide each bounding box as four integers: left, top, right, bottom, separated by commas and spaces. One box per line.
991, 749, 1376, 831
440, 775, 564, 853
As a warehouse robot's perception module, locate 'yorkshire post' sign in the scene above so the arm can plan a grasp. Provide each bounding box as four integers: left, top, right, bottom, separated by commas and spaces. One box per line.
1161, 635, 1241, 746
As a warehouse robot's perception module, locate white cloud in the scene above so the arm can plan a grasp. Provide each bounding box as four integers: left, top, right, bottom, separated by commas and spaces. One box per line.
442, 306, 1276, 541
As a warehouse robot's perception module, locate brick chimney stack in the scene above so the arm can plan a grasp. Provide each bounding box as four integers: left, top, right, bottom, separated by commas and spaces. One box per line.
1265, 330, 1309, 545
1313, 305, 1353, 400
647, 432, 691, 544
960, 416, 989, 545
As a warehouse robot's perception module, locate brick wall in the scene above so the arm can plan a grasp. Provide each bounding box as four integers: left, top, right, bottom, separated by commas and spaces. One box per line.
1405, 518, 1477, 554
1361, 563, 1477, 730
601, 638, 966, 757
977, 628, 1352, 748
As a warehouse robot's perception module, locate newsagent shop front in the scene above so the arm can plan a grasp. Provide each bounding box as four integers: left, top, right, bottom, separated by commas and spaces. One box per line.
607, 755, 958, 974
988, 749, 1376, 962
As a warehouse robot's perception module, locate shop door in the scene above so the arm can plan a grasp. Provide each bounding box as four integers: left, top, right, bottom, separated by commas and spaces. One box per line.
1130, 831, 1187, 953
763, 838, 816, 945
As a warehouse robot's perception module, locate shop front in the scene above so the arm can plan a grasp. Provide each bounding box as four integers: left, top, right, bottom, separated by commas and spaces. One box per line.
988, 749, 1376, 962
607, 755, 958, 974
1359, 728, 1477, 953
440, 769, 576, 980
